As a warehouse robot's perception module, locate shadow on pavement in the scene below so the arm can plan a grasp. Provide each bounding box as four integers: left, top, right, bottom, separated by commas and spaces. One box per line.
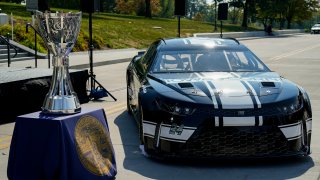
114, 111, 314, 180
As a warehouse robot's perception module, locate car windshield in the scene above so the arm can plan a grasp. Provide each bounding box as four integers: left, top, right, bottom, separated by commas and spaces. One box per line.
313, 24, 320, 27
151, 50, 270, 73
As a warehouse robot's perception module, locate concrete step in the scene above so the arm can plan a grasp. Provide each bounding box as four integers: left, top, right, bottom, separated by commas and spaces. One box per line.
0, 45, 7, 49
0, 56, 35, 63
0, 49, 17, 54
0, 52, 29, 59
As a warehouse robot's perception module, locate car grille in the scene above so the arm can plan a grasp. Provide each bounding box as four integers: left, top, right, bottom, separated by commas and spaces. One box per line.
194, 107, 282, 117
180, 120, 290, 158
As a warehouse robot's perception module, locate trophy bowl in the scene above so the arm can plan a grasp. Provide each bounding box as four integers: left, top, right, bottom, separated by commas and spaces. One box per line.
34, 11, 82, 114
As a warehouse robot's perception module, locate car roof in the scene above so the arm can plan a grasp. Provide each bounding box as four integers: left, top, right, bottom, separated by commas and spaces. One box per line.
158, 37, 247, 51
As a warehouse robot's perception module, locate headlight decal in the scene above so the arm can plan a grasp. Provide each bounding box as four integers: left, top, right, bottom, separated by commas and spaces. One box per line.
155, 98, 196, 116
306, 118, 312, 134
143, 121, 157, 138
277, 96, 303, 115
278, 121, 302, 141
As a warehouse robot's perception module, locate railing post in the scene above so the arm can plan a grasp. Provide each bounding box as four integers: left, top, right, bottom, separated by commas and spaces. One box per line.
6, 33, 11, 67
48, 51, 50, 69
35, 32, 37, 68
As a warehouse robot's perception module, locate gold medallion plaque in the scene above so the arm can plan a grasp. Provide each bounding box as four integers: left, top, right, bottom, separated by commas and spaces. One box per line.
75, 115, 114, 176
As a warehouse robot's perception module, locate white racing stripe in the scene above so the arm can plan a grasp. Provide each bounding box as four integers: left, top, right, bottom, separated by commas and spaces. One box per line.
195, 73, 218, 109
198, 73, 255, 109
279, 122, 302, 141
143, 121, 156, 137
183, 39, 188, 44
230, 72, 261, 109
215, 116, 219, 126
213, 80, 254, 109
306, 118, 312, 134
259, 116, 263, 126
242, 80, 262, 108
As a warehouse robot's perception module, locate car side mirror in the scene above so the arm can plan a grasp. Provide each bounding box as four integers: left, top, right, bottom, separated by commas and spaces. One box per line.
133, 55, 142, 63
138, 51, 145, 56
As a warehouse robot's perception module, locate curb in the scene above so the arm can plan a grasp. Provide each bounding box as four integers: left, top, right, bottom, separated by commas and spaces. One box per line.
70, 58, 131, 69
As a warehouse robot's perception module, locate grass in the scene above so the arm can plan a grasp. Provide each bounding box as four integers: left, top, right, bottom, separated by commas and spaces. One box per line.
0, 2, 262, 51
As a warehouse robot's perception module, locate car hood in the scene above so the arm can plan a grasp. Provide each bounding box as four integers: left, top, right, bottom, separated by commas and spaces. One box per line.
147, 72, 299, 108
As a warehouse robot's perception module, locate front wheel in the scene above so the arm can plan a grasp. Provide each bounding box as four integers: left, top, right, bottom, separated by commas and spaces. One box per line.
302, 110, 311, 155
127, 86, 132, 115
138, 103, 144, 145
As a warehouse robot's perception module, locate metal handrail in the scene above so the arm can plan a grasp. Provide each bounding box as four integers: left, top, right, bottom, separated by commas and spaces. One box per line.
0, 34, 18, 67
26, 23, 39, 68
26, 23, 51, 69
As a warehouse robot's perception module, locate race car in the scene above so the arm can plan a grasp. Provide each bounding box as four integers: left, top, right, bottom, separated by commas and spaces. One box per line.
126, 37, 312, 159
311, 23, 320, 34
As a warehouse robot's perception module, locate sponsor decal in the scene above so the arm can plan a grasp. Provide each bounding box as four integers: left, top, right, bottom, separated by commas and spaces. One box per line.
214, 116, 263, 127
169, 123, 184, 135
306, 118, 312, 134
75, 115, 114, 176
143, 121, 196, 143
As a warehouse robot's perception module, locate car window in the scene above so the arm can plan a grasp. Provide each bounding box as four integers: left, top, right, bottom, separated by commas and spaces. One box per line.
151, 50, 270, 73
135, 42, 158, 74
152, 52, 195, 72
142, 42, 158, 67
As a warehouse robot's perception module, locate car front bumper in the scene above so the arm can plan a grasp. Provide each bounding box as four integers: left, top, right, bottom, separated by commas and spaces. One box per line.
142, 107, 312, 159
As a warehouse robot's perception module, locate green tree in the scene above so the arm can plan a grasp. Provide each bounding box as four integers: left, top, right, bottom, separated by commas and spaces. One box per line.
241, 0, 256, 28
186, 0, 208, 19
159, 0, 174, 18
256, 0, 278, 30
229, 0, 243, 24
282, 0, 318, 29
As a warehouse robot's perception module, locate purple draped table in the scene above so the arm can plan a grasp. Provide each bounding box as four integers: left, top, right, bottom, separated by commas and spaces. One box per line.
7, 108, 117, 180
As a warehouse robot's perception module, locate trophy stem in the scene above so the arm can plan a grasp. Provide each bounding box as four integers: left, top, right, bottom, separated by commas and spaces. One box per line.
42, 56, 81, 114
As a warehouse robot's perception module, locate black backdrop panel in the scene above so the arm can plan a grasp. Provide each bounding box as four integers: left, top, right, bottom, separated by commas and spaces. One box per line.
26, 0, 49, 11
0, 69, 89, 124
218, 3, 228, 20
174, 0, 186, 16
80, 0, 100, 13
38, 0, 49, 11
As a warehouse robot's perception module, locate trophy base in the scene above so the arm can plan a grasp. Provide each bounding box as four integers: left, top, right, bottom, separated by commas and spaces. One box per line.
42, 95, 81, 115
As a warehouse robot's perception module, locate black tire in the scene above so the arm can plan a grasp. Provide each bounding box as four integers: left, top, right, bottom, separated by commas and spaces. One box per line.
127, 85, 132, 115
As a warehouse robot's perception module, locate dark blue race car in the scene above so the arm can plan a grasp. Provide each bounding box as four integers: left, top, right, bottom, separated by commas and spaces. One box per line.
126, 37, 312, 159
